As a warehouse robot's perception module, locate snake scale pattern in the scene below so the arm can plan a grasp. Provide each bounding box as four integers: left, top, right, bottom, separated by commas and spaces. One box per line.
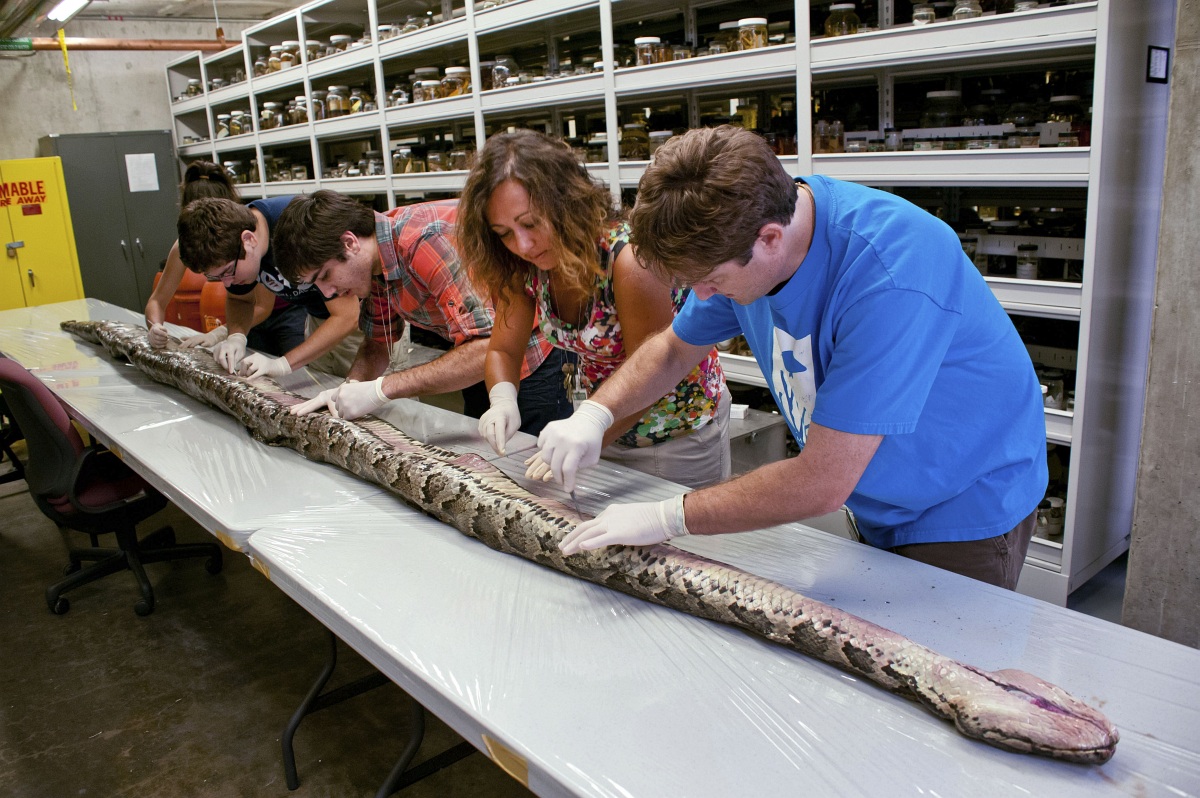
61, 319, 1118, 764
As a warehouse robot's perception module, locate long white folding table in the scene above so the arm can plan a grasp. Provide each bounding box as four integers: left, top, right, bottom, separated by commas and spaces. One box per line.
4, 300, 1200, 796
0, 299, 393, 550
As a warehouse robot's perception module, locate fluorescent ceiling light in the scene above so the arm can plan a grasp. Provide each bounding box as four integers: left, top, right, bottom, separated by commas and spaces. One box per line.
47, 0, 92, 22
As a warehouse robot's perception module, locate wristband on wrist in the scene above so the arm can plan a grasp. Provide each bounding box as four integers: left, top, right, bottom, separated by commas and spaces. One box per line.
374, 376, 390, 403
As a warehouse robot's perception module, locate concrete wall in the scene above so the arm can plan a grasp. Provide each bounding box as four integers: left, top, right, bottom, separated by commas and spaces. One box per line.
1125, 0, 1200, 648
0, 18, 250, 162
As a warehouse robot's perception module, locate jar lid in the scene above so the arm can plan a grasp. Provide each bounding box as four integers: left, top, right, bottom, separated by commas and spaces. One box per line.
623, 123, 645, 129
306, 39, 321, 46
719, 20, 739, 30
479, 60, 495, 66
926, 90, 962, 98
282, 39, 300, 46
419, 80, 442, 87
217, 113, 231, 118
445, 66, 469, 75
1050, 95, 1082, 102
829, 3, 856, 9
295, 95, 306, 101
329, 85, 350, 91
330, 34, 354, 42
414, 66, 440, 75
263, 101, 280, 108
187, 78, 201, 83
649, 130, 673, 138
588, 133, 607, 142
311, 89, 327, 96
269, 45, 282, 51
634, 37, 662, 44
738, 17, 768, 25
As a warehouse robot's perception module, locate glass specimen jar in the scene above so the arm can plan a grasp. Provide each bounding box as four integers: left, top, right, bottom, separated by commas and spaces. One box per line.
185, 78, 202, 96
825, 4, 860, 37
441, 66, 470, 97
952, 0, 983, 20
267, 45, 282, 72
215, 114, 230, 138
634, 37, 660, 66
912, 4, 936, 24
738, 18, 768, 50
326, 86, 349, 117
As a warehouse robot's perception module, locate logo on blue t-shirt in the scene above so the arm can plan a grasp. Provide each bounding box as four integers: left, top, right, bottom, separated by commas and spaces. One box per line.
769, 327, 816, 447
260, 271, 289, 294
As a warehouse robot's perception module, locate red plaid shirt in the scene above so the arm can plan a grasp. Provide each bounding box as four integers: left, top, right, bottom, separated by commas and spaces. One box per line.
361, 200, 551, 378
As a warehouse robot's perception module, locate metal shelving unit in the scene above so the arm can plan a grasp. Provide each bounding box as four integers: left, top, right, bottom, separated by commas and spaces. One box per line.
165, 0, 1175, 605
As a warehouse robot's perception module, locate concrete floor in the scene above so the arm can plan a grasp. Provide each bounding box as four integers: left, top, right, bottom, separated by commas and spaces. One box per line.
0, 466, 533, 798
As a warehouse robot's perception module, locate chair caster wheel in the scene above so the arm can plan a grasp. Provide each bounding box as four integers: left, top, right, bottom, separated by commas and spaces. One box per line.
205, 555, 223, 575
63, 562, 81, 576
50, 596, 70, 615
134, 599, 154, 617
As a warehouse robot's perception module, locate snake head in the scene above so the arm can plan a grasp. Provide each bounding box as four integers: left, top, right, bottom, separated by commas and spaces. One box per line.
953, 666, 1119, 764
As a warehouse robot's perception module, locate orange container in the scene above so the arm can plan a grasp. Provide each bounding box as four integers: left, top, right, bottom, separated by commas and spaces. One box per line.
199, 281, 227, 332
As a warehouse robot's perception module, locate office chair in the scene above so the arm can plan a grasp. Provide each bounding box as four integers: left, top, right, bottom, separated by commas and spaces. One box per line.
0, 392, 24, 485
0, 357, 222, 616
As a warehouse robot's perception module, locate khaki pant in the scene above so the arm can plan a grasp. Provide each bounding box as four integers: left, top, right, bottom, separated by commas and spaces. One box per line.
601, 387, 732, 491
304, 316, 415, 379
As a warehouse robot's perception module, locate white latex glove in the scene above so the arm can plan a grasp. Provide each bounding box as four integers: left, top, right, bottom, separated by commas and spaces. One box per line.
212, 333, 248, 373
289, 378, 390, 420
148, 322, 170, 349
239, 352, 293, 380
180, 324, 228, 350
478, 382, 521, 455
559, 495, 689, 556
524, 399, 613, 493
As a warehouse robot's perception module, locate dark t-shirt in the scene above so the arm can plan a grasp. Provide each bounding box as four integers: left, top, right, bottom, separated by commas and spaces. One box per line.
225, 196, 330, 319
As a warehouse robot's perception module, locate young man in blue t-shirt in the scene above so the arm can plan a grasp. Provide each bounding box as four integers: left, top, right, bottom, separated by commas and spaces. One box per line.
533, 125, 1047, 589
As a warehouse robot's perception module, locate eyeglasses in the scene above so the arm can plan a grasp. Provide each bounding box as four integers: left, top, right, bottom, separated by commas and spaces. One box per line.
202, 256, 237, 284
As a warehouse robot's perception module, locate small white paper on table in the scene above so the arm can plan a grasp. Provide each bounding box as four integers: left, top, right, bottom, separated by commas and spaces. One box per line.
125, 153, 159, 193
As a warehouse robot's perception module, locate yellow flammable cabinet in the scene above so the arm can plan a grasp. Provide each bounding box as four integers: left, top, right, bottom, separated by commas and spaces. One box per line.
0, 157, 85, 310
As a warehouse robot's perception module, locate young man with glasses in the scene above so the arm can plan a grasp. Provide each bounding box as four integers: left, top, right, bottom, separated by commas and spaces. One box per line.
176, 196, 361, 378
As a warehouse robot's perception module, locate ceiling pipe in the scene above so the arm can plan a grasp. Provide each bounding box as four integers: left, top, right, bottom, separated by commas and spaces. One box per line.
6, 35, 229, 50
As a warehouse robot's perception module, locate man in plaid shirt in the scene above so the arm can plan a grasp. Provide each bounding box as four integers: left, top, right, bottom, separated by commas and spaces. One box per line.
274, 190, 571, 429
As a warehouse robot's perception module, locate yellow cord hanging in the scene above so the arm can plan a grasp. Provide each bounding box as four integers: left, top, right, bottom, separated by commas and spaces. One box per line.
57, 29, 78, 111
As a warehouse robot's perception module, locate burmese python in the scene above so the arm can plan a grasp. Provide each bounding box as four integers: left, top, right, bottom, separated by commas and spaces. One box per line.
60, 319, 1118, 764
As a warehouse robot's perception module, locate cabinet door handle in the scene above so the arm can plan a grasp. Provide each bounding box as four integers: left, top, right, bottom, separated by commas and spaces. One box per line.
27, 269, 35, 288
120, 240, 129, 260
135, 237, 144, 255
5, 240, 23, 258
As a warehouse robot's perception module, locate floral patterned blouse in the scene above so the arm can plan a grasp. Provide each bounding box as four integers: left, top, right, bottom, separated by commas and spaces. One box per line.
524, 221, 725, 448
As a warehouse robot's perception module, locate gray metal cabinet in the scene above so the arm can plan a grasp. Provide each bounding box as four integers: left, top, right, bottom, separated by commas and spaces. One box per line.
38, 131, 179, 312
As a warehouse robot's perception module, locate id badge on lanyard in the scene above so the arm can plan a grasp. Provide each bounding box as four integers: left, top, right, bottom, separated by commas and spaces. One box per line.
562, 362, 587, 410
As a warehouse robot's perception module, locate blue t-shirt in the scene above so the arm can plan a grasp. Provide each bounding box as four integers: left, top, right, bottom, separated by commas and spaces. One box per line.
673, 175, 1047, 548
226, 196, 330, 320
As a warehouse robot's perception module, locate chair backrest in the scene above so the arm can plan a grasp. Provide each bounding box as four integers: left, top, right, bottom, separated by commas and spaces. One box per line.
0, 358, 84, 502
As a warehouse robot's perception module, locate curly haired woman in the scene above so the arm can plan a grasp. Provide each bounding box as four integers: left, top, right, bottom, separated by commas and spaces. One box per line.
458, 129, 730, 489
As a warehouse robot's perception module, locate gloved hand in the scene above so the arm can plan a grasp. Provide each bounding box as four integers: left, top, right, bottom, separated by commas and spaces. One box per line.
212, 333, 248, 373
559, 495, 689, 556
147, 322, 170, 349
180, 324, 228, 350
289, 377, 390, 420
478, 382, 521, 455
524, 399, 613, 493
239, 352, 293, 380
